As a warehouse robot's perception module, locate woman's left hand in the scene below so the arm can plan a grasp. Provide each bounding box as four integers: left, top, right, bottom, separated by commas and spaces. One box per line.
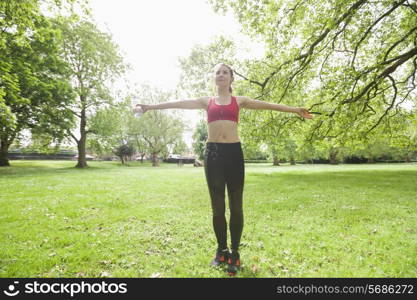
295, 107, 313, 119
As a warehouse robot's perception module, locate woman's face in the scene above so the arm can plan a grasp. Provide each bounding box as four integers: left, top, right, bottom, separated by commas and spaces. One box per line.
214, 65, 233, 89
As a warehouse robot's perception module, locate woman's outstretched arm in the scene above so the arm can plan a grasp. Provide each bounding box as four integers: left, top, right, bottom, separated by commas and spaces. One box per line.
133, 97, 208, 114
239, 96, 313, 119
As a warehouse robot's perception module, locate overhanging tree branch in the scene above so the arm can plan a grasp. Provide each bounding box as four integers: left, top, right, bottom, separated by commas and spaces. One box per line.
268, 0, 367, 100
366, 75, 397, 134
342, 46, 417, 104
351, 0, 406, 69
383, 26, 417, 61
232, 69, 265, 88
68, 130, 78, 144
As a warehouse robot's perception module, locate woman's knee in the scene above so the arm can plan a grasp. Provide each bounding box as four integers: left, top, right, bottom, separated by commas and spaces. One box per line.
230, 205, 243, 218
212, 204, 226, 217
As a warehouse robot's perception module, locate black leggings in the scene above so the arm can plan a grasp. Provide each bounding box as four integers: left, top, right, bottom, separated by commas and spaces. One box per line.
204, 142, 245, 251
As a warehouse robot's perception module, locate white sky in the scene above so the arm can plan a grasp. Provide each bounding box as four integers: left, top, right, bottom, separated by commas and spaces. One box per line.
88, 0, 264, 150
89, 0, 261, 89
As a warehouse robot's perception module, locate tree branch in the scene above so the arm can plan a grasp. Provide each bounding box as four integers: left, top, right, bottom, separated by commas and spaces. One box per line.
380, 45, 417, 67
351, 0, 406, 68
307, 120, 324, 143
68, 130, 79, 144
233, 69, 265, 88
411, 56, 417, 88
366, 75, 397, 134
402, 0, 417, 14
343, 46, 417, 104
270, 0, 367, 100
68, 109, 82, 118
383, 26, 417, 61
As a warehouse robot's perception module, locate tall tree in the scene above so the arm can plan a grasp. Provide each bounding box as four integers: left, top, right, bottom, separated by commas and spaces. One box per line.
57, 16, 126, 168
0, 4, 75, 166
87, 102, 131, 160
130, 84, 187, 167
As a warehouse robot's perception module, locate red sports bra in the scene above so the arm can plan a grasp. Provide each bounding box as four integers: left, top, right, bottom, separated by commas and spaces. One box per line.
207, 96, 239, 123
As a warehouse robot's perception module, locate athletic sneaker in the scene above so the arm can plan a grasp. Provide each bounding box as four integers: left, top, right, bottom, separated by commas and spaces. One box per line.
211, 248, 229, 266
227, 250, 241, 276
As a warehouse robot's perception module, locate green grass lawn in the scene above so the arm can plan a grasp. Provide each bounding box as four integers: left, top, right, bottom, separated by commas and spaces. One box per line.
1, 160, 416, 278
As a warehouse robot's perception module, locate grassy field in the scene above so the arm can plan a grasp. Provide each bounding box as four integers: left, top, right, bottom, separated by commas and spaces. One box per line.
0, 160, 416, 278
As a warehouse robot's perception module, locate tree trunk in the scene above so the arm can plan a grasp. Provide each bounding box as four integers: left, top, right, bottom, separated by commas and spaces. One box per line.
367, 157, 375, 163
0, 137, 11, 167
273, 156, 280, 166
152, 152, 159, 167
76, 138, 87, 168
405, 155, 411, 163
75, 106, 88, 168
329, 150, 338, 165
290, 155, 296, 165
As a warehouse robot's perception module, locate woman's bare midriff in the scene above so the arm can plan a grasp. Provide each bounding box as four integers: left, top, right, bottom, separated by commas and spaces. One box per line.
207, 120, 240, 143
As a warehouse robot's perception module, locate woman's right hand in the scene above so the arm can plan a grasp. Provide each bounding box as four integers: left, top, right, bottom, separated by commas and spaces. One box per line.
133, 104, 151, 114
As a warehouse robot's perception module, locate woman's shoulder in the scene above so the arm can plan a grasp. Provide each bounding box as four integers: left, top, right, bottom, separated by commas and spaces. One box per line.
196, 96, 212, 109
235, 96, 250, 106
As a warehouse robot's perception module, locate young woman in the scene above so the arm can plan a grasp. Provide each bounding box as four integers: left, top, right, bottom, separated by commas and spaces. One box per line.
133, 63, 313, 276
